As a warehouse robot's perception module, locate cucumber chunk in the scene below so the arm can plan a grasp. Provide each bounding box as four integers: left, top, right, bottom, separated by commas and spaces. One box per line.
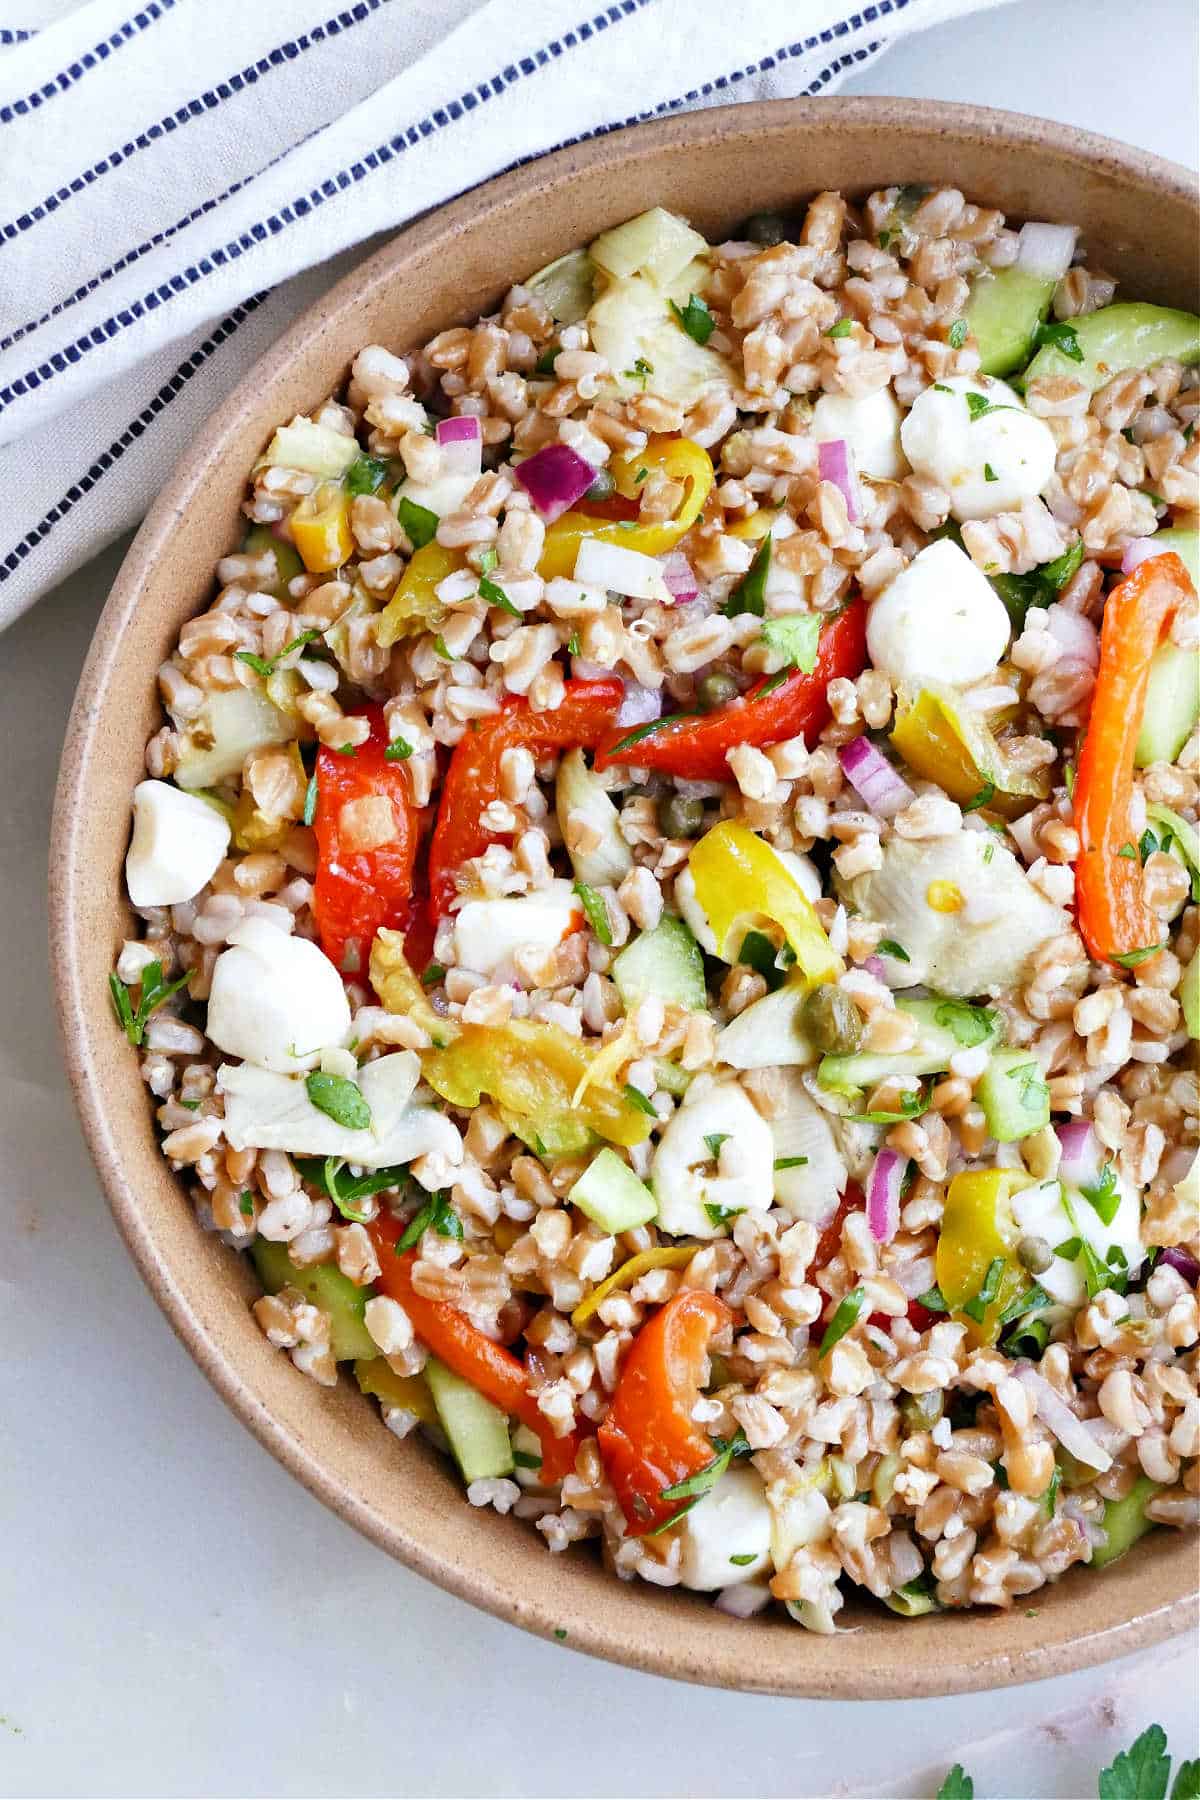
1023, 301, 1200, 392
526, 248, 595, 326
818, 997, 1000, 1095
1145, 526, 1199, 586
424, 1356, 514, 1483
1182, 946, 1200, 1041
251, 1239, 375, 1362
569, 1146, 658, 1232
1135, 641, 1200, 767
1091, 1474, 1161, 1569
976, 1048, 1050, 1142
242, 524, 305, 599
612, 914, 706, 1011
965, 268, 1056, 377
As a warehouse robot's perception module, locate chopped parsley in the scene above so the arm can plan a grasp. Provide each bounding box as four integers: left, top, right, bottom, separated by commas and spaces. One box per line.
512, 1448, 542, 1470
936, 1764, 974, 1800
659, 1432, 750, 1503
397, 1190, 463, 1251
915, 1284, 949, 1314
396, 496, 438, 549
669, 293, 716, 345
421, 962, 446, 988
729, 1553, 758, 1566
704, 1133, 730, 1160
1111, 944, 1164, 968
623, 356, 653, 387
623, 1083, 657, 1118
478, 547, 498, 574
704, 1202, 744, 1228
965, 391, 1017, 422
818, 1286, 866, 1358
983, 463, 998, 483
303, 773, 318, 825
234, 628, 321, 679
724, 534, 771, 618
108, 960, 191, 1047
961, 1256, 1005, 1325
877, 939, 909, 963
479, 573, 520, 617
305, 1072, 371, 1131
760, 612, 821, 674
849, 1087, 926, 1125
1080, 1161, 1121, 1226
774, 1155, 809, 1171
990, 538, 1085, 629
825, 317, 854, 339
1042, 1466, 1062, 1516
535, 345, 560, 376
933, 999, 997, 1048
384, 736, 413, 761
294, 1156, 410, 1217
567, 631, 582, 656
432, 635, 454, 661
238, 1191, 255, 1217
948, 318, 968, 349
345, 454, 389, 496
737, 928, 786, 992
573, 879, 613, 946
1117, 841, 1139, 860
1031, 318, 1084, 363
997, 1282, 1051, 1329
605, 713, 691, 756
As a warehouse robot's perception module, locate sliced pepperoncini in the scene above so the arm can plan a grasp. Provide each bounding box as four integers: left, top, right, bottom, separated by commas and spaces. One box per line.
688, 820, 842, 985
537, 435, 715, 579
291, 481, 354, 573
935, 1168, 1033, 1344
891, 685, 1049, 820
571, 1244, 699, 1328
375, 540, 465, 648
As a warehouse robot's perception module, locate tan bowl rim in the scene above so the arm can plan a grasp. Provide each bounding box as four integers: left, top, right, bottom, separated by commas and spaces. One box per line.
51, 96, 1200, 1699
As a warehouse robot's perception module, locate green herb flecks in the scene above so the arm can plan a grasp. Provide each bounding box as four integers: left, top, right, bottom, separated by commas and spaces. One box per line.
725, 534, 771, 619
384, 736, 413, 761
234, 628, 321, 679
303, 773, 319, 825
605, 713, 692, 757
669, 293, 716, 345
1080, 1161, 1121, 1227
825, 317, 853, 339
294, 1155, 409, 1218
933, 999, 998, 1047
109, 960, 191, 1048
659, 1431, 751, 1504
774, 1155, 809, 1171
877, 938, 909, 963
915, 1284, 949, 1314
703, 1202, 744, 1229
965, 391, 1017, 422
1031, 318, 1084, 363
346, 454, 389, 496
397, 1190, 463, 1252
573, 880, 613, 947
623, 1083, 657, 1118
1111, 944, 1164, 968
760, 612, 821, 674
962, 1256, 1005, 1325
704, 1133, 730, 1160
304, 1071, 372, 1131
819, 1286, 866, 1358
479, 574, 521, 618
397, 496, 439, 549
948, 318, 968, 349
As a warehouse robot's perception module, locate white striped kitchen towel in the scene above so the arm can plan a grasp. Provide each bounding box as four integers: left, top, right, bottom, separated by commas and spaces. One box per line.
0, 0, 1006, 629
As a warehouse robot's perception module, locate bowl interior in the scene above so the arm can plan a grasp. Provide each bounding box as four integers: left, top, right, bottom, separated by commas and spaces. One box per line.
51, 98, 1199, 1698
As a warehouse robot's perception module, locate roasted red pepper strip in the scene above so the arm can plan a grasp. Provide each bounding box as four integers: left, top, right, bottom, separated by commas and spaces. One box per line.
428, 677, 623, 914
370, 1219, 583, 1484
597, 1287, 733, 1536
312, 707, 423, 975
594, 599, 867, 781
1074, 552, 1192, 968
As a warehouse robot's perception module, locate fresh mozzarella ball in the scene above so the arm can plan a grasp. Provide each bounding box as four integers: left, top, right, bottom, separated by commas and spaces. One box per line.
677, 1466, 772, 1590
812, 386, 907, 481
652, 1077, 774, 1238
452, 880, 582, 981
900, 373, 1057, 521
207, 917, 350, 1073
866, 538, 1011, 688
125, 780, 230, 907
573, 537, 671, 601
676, 848, 820, 960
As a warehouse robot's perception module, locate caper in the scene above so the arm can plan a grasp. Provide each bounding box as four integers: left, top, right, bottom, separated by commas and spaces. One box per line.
741, 210, 795, 247
801, 983, 864, 1056
696, 669, 739, 712
1017, 1234, 1053, 1275
900, 1390, 944, 1435
658, 791, 704, 839
584, 468, 616, 502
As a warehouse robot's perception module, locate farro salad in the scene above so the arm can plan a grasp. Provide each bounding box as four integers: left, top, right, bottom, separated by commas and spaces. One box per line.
113, 189, 1200, 1629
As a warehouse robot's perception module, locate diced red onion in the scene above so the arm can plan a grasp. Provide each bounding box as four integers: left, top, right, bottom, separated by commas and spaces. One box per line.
570, 656, 610, 681
1055, 1120, 1101, 1188
866, 1147, 904, 1244
1015, 222, 1078, 282
435, 414, 482, 477
659, 550, 699, 603
715, 1583, 772, 1618
817, 438, 860, 523
839, 736, 914, 819
863, 955, 886, 981
1159, 1247, 1200, 1287
615, 680, 662, 730
1121, 538, 1167, 575
514, 443, 597, 522
1014, 1366, 1112, 1472
1045, 603, 1099, 669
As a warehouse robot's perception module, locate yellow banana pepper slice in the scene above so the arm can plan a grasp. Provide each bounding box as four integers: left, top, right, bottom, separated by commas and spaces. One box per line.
354, 1358, 438, 1425
891, 685, 1048, 820
422, 1019, 651, 1150
291, 481, 354, 573
370, 928, 460, 1049
571, 1245, 698, 1328
375, 541, 466, 648
537, 435, 714, 579
688, 821, 842, 984
935, 1168, 1033, 1345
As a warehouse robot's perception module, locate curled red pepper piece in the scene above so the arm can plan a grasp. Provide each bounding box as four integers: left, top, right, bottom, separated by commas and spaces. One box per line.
428, 677, 623, 915
594, 599, 867, 781
597, 1287, 733, 1536
369, 1218, 583, 1484
1074, 552, 1192, 969
312, 706, 423, 975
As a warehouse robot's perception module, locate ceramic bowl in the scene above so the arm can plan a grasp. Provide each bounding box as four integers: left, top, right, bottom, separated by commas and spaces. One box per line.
50, 98, 1199, 1698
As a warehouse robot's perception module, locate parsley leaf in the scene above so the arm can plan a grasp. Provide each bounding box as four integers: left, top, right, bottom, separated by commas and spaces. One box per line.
397, 496, 438, 549
704, 1202, 744, 1228
916, 1284, 949, 1314
623, 356, 653, 387
304, 1072, 371, 1131
1117, 842, 1139, 860
729, 1552, 758, 1566
234, 628, 321, 679
294, 1156, 410, 1216
983, 462, 999, 483
948, 318, 968, 349
303, 773, 318, 825
933, 999, 997, 1048
737, 928, 786, 992
1172, 1759, 1200, 1800
421, 962, 446, 987
818, 1286, 866, 1357
512, 1448, 542, 1470
1080, 1161, 1121, 1227
384, 737, 413, 761
963, 778, 996, 812
725, 534, 771, 618
965, 391, 1017, 422
660, 1432, 750, 1502
849, 1087, 926, 1125
1111, 944, 1164, 968
1031, 318, 1084, 364
432, 635, 454, 661
962, 1256, 1005, 1325
877, 938, 910, 963
397, 1190, 463, 1251
605, 713, 692, 756
704, 1133, 730, 1160
346, 454, 389, 496
108, 961, 191, 1048
936, 1765, 974, 1800
1098, 1724, 1172, 1800
760, 612, 821, 674
669, 293, 716, 345
479, 573, 520, 618
623, 1083, 657, 1118
573, 880, 613, 947
774, 1155, 809, 1170
997, 1281, 1051, 1329
825, 317, 854, 339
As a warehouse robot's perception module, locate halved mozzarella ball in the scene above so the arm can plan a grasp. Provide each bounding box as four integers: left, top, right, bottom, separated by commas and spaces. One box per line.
866, 538, 1011, 688
812, 386, 906, 481
125, 780, 230, 907
900, 373, 1057, 521
451, 880, 583, 981
651, 1076, 774, 1238
207, 917, 350, 1072
677, 1466, 772, 1590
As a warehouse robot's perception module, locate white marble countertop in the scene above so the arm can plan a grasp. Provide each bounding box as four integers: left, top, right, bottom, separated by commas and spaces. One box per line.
2, 1, 1197, 1793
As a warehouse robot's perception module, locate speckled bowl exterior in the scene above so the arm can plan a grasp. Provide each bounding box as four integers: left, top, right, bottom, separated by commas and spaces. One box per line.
50, 99, 1200, 1698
